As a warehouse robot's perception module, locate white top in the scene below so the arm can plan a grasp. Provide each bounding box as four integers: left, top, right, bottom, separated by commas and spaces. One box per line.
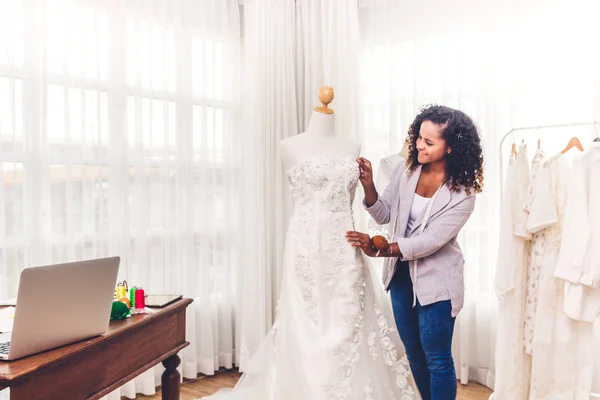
555, 142, 600, 322
555, 143, 600, 287
526, 152, 562, 233
406, 193, 429, 234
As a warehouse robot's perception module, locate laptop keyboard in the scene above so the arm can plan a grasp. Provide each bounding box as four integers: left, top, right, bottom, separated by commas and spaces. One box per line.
0, 341, 10, 355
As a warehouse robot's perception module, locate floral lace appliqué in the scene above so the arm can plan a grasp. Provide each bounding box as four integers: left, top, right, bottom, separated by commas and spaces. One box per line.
287, 157, 359, 325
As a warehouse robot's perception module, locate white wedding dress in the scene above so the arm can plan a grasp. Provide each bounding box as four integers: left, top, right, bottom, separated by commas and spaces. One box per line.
202, 157, 419, 400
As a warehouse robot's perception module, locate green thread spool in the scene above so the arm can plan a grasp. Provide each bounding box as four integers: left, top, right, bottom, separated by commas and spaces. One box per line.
130, 286, 137, 309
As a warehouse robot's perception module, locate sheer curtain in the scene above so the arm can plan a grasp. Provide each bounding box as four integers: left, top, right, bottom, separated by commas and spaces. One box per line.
237, 0, 300, 368
0, 0, 241, 398
359, 0, 600, 389
296, 0, 361, 139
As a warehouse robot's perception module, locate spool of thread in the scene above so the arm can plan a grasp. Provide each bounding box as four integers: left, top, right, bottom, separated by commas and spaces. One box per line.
115, 285, 127, 300
372, 235, 389, 251
134, 287, 145, 309
129, 286, 137, 309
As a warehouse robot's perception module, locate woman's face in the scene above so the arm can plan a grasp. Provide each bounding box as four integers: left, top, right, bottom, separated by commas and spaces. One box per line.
416, 120, 450, 165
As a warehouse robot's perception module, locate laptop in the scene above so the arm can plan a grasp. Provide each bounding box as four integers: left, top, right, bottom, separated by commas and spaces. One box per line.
0, 256, 120, 361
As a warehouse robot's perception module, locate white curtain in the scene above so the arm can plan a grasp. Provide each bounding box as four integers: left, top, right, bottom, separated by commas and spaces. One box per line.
296, 0, 361, 139
237, 0, 300, 368
359, 0, 600, 390
0, 0, 241, 398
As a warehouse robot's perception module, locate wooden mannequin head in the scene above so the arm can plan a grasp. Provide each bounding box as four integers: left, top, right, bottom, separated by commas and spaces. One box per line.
314, 86, 335, 114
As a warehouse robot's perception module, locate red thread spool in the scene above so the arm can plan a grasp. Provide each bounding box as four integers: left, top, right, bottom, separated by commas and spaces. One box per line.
134, 287, 145, 309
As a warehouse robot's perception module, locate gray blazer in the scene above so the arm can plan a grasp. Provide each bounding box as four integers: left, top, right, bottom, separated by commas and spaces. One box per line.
364, 162, 476, 317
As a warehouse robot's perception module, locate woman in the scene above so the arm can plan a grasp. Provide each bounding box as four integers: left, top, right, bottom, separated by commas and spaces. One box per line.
346, 105, 484, 400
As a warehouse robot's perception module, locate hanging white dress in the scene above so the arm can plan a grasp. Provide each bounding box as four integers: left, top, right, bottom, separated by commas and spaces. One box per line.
200, 157, 419, 400
491, 144, 531, 400
523, 151, 593, 400
555, 143, 600, 323
523, 149, 547, 354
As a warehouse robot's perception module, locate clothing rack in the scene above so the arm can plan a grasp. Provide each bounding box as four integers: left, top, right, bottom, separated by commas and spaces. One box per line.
499, 120, 600, 194
494, 120, 600, 400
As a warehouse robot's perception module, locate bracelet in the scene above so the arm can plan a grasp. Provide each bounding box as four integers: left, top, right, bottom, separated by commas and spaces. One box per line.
388, 245, 393, 257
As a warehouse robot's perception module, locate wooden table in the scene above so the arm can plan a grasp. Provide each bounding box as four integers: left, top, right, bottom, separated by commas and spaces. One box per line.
0, 298, 192, 400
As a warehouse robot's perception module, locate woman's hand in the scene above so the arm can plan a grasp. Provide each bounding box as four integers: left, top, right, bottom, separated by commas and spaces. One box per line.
356, 157, 374, 188
346, 231, 378, 257
357, 157, 378, 207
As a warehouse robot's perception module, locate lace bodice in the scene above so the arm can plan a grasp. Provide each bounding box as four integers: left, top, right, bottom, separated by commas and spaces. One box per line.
287, 157, 359, 216
285, 157, 360, 325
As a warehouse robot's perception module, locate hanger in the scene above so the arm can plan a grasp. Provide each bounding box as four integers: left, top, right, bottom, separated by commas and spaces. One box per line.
520, 136, 527, 149
561, 137, 584, 154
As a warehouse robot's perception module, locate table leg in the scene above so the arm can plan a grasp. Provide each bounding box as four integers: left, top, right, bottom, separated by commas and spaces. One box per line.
162, 354, 181, 400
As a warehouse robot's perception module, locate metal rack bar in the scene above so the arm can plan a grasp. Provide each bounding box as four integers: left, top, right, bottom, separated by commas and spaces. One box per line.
499, 121, 599, 194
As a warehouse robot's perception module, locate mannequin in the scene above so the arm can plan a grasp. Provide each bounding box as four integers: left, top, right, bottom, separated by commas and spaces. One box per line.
280, 86, 361, 172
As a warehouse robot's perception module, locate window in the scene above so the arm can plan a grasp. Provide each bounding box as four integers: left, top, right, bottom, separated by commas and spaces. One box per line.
0, 0, 239, 298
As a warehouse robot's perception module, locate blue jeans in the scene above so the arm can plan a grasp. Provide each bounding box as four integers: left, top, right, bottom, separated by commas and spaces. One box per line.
389, 261, 457, 400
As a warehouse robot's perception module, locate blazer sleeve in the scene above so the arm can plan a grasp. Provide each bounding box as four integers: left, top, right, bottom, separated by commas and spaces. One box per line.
397, 194, 476, 261
363, 162, 405, 226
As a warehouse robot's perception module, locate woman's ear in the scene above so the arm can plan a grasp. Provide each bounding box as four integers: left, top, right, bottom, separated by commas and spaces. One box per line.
447, 147, 452, 154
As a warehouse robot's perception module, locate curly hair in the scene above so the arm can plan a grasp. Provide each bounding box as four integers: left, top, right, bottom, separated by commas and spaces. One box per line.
406, 105, 484, 194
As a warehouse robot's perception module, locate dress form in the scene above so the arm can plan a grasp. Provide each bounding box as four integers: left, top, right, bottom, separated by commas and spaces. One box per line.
281, 86, 361, 172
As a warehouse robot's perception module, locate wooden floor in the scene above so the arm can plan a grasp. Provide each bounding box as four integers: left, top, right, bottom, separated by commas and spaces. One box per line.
137, 369, 492, 399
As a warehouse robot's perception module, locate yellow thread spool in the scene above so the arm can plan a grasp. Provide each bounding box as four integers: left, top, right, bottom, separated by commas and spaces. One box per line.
116, 285, 127, 300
